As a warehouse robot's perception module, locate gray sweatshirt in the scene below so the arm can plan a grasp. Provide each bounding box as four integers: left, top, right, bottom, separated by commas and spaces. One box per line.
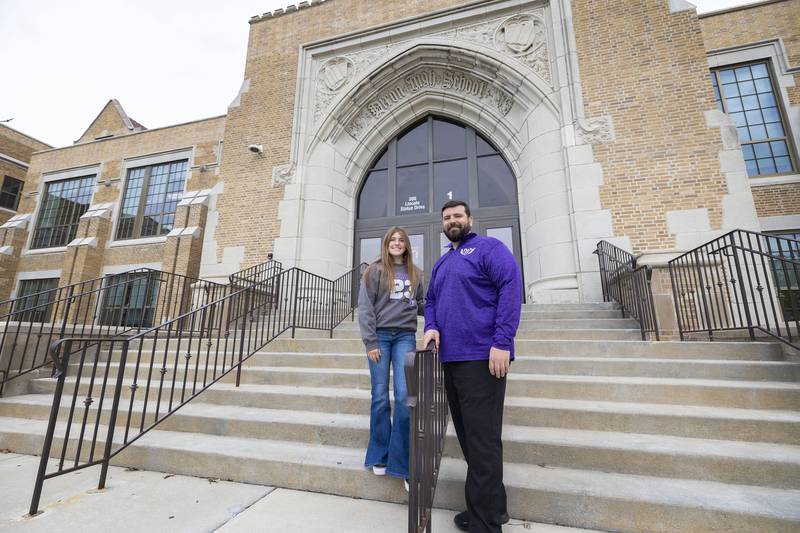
358, 263, 423, 351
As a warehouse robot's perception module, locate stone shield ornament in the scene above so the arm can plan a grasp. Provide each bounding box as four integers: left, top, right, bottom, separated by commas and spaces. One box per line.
495, 14, 546, 56
319, 56, 355, 93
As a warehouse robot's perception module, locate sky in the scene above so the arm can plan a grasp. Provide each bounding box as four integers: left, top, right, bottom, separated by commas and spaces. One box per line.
0, 0, 762, 148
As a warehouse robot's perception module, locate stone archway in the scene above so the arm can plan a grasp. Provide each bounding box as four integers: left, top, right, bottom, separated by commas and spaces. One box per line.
273, 11, 589, 303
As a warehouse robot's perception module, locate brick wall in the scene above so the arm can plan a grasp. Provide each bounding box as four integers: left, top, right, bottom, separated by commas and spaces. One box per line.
752, 183, 800, 218
700, 0, 800, 105
216, 0, 466, 269
572, 0, 729, 252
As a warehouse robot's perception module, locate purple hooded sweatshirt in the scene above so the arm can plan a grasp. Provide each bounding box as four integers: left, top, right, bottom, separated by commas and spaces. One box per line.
424, 232, 522, 363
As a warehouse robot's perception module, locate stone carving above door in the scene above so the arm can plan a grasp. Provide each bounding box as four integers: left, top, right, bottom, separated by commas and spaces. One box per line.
312, 8, 551, 126
344, 68, 515, 139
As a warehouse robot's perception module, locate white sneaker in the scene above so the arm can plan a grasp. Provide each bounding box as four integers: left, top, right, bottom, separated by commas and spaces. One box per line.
404, 479, 409, 492
372, 465, 386, 476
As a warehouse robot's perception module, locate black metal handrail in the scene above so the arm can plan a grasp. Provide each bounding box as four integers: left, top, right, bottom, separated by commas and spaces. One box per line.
0, 269, 226, 396
668, 229, 799, 349
228, 259, 283, 288
595, 240, 659, 340
29, 262, 366, 515
405, 342, 448, 533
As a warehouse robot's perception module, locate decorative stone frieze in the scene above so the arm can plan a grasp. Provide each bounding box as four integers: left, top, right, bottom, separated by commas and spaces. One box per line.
345, 68, 515, 138
576, 116, 615, 144
312, 9, 551, 125
271, 164, 296, 187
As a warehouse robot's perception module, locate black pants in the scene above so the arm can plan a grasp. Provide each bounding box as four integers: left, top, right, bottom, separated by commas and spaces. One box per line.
443, 360, 507, 533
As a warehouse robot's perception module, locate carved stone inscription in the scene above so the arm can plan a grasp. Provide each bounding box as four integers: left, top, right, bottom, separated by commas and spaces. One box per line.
346, 69, 514, 138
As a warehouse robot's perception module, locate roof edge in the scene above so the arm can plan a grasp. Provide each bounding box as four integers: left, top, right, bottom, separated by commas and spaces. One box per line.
249, 0, 331, 24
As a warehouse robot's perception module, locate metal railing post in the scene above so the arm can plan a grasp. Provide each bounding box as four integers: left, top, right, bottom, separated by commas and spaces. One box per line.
99, 340, 129, 489
729, 232, 756, 340
235, 288, 251, 388
29, 339, 72, 516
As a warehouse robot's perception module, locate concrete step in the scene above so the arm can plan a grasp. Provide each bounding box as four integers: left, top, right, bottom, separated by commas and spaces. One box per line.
34, 364, 800, 409
0, 418, 797, 533
243, 352, 800, 381
288, 328, 643, 341
256, 338, 785, 359
335, 318, 641, 331
24, 380, 798, 444
4, 396, 798, 490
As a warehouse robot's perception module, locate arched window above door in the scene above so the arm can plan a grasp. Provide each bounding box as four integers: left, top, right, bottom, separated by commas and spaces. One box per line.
357, 116, 517, 220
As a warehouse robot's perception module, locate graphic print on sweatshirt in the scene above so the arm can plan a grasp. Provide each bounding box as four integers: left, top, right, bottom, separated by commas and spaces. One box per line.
390, 270, 415, 306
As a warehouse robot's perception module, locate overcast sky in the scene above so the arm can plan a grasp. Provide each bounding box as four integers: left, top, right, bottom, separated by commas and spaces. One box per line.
0, 0, 761, 148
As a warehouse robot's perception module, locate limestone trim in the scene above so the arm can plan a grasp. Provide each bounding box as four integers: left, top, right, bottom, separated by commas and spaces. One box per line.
123, 148, 194, 170
0, 152, 29, 169
749, 174, 800, 187
759, 214, 800, 232
22, 246, 67, 256
107, 236, 167, 248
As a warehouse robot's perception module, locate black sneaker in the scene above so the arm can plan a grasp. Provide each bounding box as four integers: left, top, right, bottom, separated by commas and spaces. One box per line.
453, 511, 510, 531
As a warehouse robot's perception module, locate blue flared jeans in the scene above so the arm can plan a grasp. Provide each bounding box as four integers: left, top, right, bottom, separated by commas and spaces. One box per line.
364, 328, 415, 479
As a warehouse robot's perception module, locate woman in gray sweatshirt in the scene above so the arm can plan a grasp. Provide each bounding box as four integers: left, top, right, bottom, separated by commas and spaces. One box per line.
358, 226, 423, 487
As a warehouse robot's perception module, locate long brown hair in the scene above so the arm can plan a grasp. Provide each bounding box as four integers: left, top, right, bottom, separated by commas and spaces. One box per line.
364, 226, 420, 294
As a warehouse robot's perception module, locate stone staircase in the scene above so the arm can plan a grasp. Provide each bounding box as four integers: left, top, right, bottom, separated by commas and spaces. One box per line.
1, 302, 800, 532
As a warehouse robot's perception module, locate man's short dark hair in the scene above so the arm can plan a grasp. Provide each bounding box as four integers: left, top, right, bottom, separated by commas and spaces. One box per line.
441, 200, 471, 217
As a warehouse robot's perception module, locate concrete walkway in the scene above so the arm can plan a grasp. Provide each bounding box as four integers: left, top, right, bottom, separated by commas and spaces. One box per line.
0, 453, 602, 532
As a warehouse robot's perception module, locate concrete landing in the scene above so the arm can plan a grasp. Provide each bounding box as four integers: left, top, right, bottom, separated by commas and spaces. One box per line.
0, 453, 602, 533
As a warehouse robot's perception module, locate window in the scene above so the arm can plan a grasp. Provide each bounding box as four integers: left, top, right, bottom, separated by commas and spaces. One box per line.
765, 231, 800, 322
14, 278, 59, 323
116, 160, 187, 240
711, 62, 796, 177
0, 176, 23, 211
99, 271, 161, 328
31, 175, 95, 249
356, 117, 518, 218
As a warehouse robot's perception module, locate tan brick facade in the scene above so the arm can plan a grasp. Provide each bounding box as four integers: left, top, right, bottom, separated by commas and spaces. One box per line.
752, 183, 800, 218
572, 1, 729, 252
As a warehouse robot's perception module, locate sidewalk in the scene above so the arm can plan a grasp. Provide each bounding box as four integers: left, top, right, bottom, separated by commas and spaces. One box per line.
0, 453, 601, 532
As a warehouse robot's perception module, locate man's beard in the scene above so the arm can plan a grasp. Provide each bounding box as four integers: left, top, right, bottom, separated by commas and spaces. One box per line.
444, 222, 471, 243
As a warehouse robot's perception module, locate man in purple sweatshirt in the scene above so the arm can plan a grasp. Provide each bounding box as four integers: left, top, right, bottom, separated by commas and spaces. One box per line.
423, 200, 522, 533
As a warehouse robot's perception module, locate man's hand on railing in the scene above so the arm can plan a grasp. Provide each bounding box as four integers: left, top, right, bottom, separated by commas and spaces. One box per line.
422, 329, 439, 351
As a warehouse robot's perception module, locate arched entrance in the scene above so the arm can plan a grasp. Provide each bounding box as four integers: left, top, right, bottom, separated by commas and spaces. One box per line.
354, 115, 523, 285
